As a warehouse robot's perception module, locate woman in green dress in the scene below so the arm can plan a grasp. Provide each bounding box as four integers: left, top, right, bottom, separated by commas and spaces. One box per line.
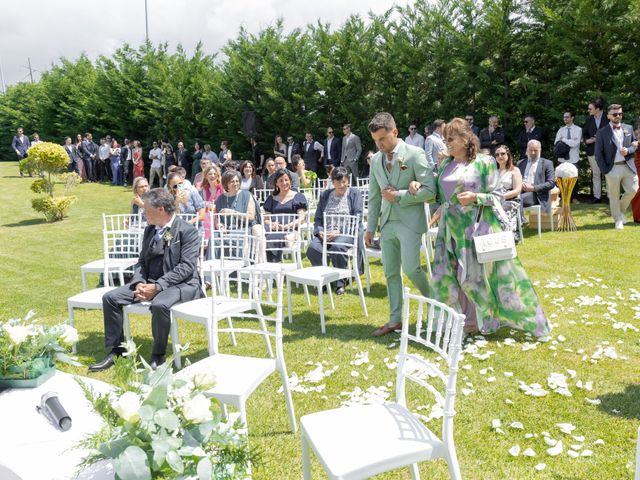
424, 118, 550, 337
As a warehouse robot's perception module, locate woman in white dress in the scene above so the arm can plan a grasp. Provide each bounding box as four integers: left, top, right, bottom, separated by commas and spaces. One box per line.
494, 145, 522, 241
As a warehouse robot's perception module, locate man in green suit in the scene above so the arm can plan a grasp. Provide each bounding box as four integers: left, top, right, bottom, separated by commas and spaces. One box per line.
365, 112, 436, 336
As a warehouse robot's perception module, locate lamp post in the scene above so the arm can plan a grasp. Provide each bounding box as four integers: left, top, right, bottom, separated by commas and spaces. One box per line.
144, 0, 149, 42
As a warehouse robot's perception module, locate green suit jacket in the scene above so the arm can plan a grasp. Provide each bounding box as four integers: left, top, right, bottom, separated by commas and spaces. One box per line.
367, 140, 436, 235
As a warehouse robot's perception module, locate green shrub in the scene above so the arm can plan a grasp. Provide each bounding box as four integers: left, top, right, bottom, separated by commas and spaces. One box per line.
31, 196, 77, 222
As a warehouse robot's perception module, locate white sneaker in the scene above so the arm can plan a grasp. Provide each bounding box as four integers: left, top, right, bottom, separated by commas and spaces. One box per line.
614, 220, 624, 229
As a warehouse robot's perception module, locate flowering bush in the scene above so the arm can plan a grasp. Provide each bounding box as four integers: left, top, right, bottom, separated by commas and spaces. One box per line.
0, 311, 80, 379
78, 342, 253, 479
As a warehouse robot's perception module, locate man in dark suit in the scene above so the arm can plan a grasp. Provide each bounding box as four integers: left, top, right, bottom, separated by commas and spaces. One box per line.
517, 140, 555, 214
465, 115, 481, 137
176, 141, 191, 173
479, 115, 505, 155
595, 103, 637, 229
583, 97, 608, 203
64, 137, 80, 174
517, 114, 545, 158
80, 132, 99, 182
302, 131, 323, 172
11, 127, 31, 177
285, 135, 301, 167
120, 139, 132, 186
321, 126, 342, 168
89, 188, 203, 372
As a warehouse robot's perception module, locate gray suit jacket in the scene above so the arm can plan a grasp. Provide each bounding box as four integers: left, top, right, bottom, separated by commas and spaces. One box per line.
517, 157, 555, 212
424, 132, 445, 171
341, 134, 362, 164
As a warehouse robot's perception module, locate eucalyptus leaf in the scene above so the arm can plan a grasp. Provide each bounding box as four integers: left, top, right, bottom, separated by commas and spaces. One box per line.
143, 383, 167, 409
98, 436, 129, 458
197, 457, 213, 480
114, 445, 151, 480
151, 438, 171, 470
138, 405, 155, 421
154, 409, 180, 430
166, 450, 184, 474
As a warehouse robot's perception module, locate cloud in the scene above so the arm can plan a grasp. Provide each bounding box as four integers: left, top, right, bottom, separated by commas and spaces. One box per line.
0, 0, 400, 89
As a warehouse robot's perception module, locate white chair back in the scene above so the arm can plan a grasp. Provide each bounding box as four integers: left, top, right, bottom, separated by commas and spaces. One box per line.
102, 213, 143, 285
316, 178, 331, 191
177, 212, 200, 230
397, 289, 465, 444
254, 188, 271, 207
321, 213, 360, 270
208, 211, 251, 263
263, 212, 305, 266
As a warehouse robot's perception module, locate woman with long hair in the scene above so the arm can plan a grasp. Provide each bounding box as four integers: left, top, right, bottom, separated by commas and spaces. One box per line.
132, 140, 145, 179
239, 160, 264, 193
494, 144, 522, 241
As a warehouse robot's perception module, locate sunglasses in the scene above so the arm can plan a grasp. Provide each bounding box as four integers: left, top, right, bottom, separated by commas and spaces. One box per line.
409, 127, 416, 131
611, 112, 623, 117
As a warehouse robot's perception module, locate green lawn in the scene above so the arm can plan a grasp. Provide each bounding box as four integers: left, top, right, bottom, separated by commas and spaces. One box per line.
1, 160, 639, 479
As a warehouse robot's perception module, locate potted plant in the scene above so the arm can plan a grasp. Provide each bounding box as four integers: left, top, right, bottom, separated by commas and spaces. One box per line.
0, 311, 80, 388
77, 342, 255, 479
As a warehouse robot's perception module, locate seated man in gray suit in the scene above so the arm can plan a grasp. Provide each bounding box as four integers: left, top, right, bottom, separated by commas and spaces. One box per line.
89, 188, 202, 372
517, 139, 555, 214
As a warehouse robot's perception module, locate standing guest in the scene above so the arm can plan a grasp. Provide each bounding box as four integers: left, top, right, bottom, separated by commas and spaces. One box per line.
31, 133, 42, 145
98, 137, 111, 182
110, 139, 123, 186
293, 155, 317, 189
176, 141, 191, 173
302, 131, 324, 173
495, 145, 522, 241
89, 188, 202, 372
250, 137, 264, 172
132, 140, 144, 179
267, 156, 300, 191
81, 133, 98, 182
424, 119, 447, 173
631, 124, 640, 223
361, 150, 374, 178
306, 167, 364, 295
199, 165, 224, 240
149, 141, 164, 188
554, 111, 582, 166
426, 117, 550, 338
517, 114, 545, 158
239, 160, 264, 193
517, 140, 555, 214
12, 127, 31, 177
479, 115, 506, 155
263, 169, 308, 262
74, 134, 87, 180
365, 112, 435, 337
321, 126, 342, 169
340, 123, 362, 185
131, 176, 150, 223
219, 141, 231, 164
583, 97, 608, 203
262, 157, 276, 183
193, 158, 213, 190
162, 143, 176, 180
595, 103, 638, 229
465, 115, 481, 137
285, 135, 301, 167
64, 136, 80, 174
274, 135, 287, 158
191, 142, 203, 182
201, 144, 219, 165
121, 139, 133, 187
404, 122, 425, 149
167, 172, 204, 226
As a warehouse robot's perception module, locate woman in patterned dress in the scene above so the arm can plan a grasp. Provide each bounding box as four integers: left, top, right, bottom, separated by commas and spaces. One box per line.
425, 118, 549, 337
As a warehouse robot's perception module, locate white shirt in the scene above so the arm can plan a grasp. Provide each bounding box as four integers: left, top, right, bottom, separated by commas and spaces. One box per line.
554, 124, 582, 164
149, 147, 163, 168
385, 140, 403, 169
611, 123, 626, 163
326, 137, 334, 160
98, 144, 110, 160
524, 157, 539, 185
405, 133, 425, 149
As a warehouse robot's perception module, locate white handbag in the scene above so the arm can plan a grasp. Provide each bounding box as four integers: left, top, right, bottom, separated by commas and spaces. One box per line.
472, 206, 516, 264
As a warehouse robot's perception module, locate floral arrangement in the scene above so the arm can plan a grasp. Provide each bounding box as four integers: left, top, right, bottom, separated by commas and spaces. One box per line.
78, 342, 253, 480
0, 310, 79, 379
555, 162, 578, 178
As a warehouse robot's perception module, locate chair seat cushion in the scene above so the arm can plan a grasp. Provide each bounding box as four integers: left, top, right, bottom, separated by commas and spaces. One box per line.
301, 403, 441, 479
177, 354, 276, 402
68, 287, 117, 308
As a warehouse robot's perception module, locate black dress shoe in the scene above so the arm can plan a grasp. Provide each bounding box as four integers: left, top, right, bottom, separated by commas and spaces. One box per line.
88, 351, 121, 372
150, 355, 166, 370
336, 286, 345, 295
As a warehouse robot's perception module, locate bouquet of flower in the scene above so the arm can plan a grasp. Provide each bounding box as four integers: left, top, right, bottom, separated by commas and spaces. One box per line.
554, 163, 578, 231
0, 310, 79, 380
78, 342, 253, 480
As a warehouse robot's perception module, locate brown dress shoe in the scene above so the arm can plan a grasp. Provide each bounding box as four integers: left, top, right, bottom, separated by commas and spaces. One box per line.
371, 323, 402, 337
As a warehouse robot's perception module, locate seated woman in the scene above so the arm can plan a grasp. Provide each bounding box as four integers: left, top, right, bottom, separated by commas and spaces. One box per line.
306, 167, 363, 295
167, 171, 204, 226
261, 157, 276, 184
263, 169, 308, 262
293, 155, 317, 189
215, 170, 266, 263
495, 145, 522, 241
130, 176, 150, 224
239, 160, 264, 193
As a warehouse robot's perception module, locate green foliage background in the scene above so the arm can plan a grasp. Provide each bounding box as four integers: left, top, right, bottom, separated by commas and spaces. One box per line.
1, 0, 639, 163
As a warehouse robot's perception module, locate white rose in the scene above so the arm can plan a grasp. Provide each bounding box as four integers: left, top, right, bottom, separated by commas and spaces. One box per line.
113, 391, 141, 422
3, 324, 30, 345
191, 371, 216, 390
59, 324, 79, 345
183, 394, 213, 424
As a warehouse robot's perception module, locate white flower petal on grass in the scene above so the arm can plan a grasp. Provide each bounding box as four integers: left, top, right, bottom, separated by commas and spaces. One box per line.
547, 441, 564, 456
508, 445, 521, 457
352, 351, 369, 366
505, 399, 514, 405
566, 369, 577, 378
581, 450, 593, 457
510, 422, 524, 430
487, 376, 496, 383
519, 381, 549, 397
556, 423, 576, 435
491, 419, 502, 429
534, 463, 546, 471
572, 435, 585, 442
461, 388, 474, 396
504, 371, 514, 377
594, 439, 605, 446
570, 444, 583, 450
525, 433, 535, 439
350, 370, 359, 377
557, 335, 566, 342
462, 364, 472, 370
567, 450, 579, 458
543, 437, 558, 447
523, 448, 536, 457
547, 372, 572, 397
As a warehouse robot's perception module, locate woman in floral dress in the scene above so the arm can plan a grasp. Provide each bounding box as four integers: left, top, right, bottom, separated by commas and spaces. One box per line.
427, 118, 549, 337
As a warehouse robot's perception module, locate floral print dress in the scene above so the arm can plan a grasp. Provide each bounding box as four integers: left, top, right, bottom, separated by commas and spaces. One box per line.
430, 154, 550, 336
